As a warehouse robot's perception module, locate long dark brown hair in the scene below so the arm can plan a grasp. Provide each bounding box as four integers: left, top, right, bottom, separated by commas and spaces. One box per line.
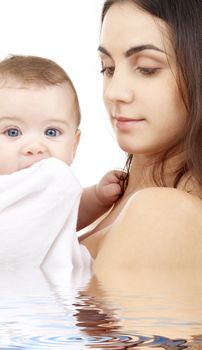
101, 0, 202, 190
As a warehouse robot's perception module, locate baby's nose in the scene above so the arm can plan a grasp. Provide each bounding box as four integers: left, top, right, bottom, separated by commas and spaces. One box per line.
22, 142, 48, 156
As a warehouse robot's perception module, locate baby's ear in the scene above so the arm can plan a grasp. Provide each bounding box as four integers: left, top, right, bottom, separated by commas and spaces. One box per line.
72, 128, 81, 159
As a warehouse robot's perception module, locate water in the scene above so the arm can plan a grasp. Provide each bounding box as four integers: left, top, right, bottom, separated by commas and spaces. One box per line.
0, 267, 201, 349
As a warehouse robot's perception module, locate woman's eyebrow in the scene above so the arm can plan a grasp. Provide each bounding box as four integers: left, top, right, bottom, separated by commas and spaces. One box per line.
125, 44, 166, 57
98, 44, 166, 58
98, 46, 112, 57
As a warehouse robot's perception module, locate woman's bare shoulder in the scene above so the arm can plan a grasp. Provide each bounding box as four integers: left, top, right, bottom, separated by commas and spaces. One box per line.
134, 186, 201, 210
129, 186, 202, 207
93, 187, 202, 270
120, 187, 202, 233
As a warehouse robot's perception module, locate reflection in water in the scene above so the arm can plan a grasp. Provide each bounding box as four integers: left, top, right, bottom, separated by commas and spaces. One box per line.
75, 268, 202, 349
0, 268, 90, 349
0, 267, 202, 349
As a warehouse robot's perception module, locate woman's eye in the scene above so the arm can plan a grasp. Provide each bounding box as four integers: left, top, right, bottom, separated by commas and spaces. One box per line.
136, 67, 160, 76
5, 128, 21, 137
45, 128, 61, 137
100, 66, 115, 77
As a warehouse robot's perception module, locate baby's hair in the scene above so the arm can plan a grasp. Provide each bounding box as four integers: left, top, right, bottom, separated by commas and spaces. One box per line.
0, 55, 81, 126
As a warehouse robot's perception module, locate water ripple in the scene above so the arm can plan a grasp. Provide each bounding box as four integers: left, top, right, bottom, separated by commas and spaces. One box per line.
0, 332, 189, 349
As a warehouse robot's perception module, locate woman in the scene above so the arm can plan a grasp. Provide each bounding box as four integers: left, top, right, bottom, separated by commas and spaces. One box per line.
80, 0, 202, 272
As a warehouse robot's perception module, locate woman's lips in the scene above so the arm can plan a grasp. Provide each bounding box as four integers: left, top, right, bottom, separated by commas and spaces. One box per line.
113, 116, 145, 130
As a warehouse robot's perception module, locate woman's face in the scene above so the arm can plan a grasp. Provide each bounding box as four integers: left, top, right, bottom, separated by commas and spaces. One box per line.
99, 2, 187, 156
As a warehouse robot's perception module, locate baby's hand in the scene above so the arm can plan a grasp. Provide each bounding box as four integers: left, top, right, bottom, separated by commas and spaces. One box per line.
95, 170, 126, 207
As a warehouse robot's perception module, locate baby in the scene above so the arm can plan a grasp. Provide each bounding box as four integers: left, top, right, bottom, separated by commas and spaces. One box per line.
0, 55, 123, 273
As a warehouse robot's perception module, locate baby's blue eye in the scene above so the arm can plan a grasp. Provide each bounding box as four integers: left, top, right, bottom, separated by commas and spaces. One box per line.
45, 128, 61, 137
6, 128, 21, 137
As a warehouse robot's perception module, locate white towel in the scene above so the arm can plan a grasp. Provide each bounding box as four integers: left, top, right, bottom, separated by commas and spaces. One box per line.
0, 157, 92, 272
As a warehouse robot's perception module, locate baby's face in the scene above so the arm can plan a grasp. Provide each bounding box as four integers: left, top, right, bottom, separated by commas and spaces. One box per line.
0, 81, 80, 174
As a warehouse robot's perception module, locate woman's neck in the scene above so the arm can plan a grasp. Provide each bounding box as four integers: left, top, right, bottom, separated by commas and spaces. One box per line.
125, 156, 155, 195
124, 152, 189, 196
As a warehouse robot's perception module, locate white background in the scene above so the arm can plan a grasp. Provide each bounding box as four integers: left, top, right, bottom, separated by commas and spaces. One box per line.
0, 0, 125, 186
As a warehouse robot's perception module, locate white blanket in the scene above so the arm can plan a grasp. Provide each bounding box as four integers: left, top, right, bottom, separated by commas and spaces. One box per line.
0, 158, 91, 272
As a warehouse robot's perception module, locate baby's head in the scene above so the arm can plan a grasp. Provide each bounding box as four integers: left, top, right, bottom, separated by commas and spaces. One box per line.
0, 55, 81, 174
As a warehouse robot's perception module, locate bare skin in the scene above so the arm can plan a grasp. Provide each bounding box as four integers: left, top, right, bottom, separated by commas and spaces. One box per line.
81, 167, 202, 274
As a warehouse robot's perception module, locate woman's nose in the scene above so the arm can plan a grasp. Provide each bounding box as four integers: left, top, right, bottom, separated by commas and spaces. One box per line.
104, 70, 134, 104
